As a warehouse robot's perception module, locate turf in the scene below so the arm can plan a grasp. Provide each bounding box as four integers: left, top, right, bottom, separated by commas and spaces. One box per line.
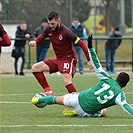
0, 73, 133, 133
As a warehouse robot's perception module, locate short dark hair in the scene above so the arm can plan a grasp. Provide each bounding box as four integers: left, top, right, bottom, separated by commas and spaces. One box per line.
73, 17, 79, 21
117, 72, 130, 88
48, 11, 60, 21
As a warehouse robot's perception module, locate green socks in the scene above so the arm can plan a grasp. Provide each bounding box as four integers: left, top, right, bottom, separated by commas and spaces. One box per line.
38, 96, 56, 104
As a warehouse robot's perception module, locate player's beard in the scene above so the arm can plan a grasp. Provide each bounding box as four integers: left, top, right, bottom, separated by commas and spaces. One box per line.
52, 24, 60, 32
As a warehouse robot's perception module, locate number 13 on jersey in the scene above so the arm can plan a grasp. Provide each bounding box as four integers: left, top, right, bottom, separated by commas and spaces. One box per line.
94, 83, 114, 104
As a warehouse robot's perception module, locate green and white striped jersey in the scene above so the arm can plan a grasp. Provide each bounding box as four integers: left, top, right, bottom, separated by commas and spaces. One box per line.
78, 48, 133, 116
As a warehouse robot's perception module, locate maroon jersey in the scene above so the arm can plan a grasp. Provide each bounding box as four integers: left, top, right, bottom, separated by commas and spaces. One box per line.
35, 24, 76, 61
35, 23, 90, 61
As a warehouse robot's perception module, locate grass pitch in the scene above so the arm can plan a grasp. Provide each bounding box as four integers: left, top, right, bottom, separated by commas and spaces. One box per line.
0, 73, 133, 133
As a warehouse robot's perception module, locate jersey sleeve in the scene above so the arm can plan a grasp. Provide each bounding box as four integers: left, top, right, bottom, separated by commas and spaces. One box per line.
115, 92, 133, 116
89, 48, 109, 80
34, 34, 45, 45
76, 38, 90, 61
65, 28, 78, 45
0, 33, 11, 46
35, 27, 48, 45
66, 29, 90, 61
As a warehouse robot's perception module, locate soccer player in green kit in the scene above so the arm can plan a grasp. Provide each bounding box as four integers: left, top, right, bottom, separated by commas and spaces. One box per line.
31, 34, 133, 117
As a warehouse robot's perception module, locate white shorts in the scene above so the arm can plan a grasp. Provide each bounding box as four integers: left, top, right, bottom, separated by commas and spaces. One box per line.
63, 92, 103, 117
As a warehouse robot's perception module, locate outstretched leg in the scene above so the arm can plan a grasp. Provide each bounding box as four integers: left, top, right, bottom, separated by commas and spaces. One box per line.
31, 95, 65, 105
32, 61, 54, 95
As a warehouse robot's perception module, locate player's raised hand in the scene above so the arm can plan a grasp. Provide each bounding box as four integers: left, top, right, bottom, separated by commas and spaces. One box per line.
29, 40, 37, 47
87, 34, 92, 48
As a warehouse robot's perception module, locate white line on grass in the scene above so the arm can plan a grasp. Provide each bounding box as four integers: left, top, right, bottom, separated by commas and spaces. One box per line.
1, 101, 133, 106
125, 92, 133, 94
0, 124, 133, 128
0, 101, 31, 104
0, 92, 133, 97
0, 93, 63, 96
0, 94, 34, 96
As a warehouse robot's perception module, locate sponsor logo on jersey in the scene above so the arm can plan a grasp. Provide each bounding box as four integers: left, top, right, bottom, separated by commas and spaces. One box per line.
49, 33, 52, 36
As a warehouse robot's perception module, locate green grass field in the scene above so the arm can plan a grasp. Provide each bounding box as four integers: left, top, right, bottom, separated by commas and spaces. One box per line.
0, 73, 133, 133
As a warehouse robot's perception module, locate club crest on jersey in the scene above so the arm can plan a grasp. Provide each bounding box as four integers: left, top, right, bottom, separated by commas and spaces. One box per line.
59, 34, 63, 40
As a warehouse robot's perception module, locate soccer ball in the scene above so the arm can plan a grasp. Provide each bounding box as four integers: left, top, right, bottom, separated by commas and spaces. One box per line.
33, 92, 47, 108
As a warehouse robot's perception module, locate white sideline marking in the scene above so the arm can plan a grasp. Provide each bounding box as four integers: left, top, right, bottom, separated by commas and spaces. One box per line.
0, 124, 133, 128
0, 92, 132, 96
125, 92, 133, 94
0, 94, 34, 96
0, 93, 63, 96
0, 101, 132, 106
0, 101, 31, 104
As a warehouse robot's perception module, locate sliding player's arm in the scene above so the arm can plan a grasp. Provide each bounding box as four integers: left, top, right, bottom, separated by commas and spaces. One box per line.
115, 92, 133, 116
87, 34, 109, 80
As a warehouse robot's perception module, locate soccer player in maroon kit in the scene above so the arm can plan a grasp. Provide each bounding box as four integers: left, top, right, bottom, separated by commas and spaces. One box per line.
29, 11, 93, 95
0, 24, 11, 47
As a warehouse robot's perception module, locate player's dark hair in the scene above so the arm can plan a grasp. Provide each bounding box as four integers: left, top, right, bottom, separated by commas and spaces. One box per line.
48, 11, 60, 21
116, 72, 130, 88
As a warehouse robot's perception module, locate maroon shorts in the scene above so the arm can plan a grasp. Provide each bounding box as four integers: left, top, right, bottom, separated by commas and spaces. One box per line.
44, 58, 77, 75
